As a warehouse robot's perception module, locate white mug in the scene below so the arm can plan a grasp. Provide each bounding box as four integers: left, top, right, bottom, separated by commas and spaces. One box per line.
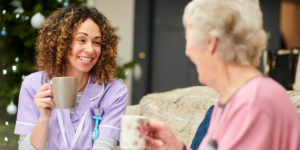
120, 115, 148, 150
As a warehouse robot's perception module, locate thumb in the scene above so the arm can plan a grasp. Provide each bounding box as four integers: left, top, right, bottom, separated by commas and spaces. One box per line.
47, 80, 53, 90
48, 80, 52, 86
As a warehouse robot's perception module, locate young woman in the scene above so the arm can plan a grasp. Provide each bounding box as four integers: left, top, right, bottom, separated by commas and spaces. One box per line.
14, 5, 127, 150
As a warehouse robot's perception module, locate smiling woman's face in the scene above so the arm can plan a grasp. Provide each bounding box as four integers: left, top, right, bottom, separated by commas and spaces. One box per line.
67, 18, 102, 74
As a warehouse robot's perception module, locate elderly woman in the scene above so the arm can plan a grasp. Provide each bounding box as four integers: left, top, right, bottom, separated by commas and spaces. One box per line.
14, 5, 127, 150
146, 0, 300, 150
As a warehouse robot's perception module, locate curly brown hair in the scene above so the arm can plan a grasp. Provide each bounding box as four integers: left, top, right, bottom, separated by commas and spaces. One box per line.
35, 5, 118, 85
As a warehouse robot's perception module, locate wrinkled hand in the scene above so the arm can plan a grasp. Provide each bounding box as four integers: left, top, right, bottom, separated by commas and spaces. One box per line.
146, 118, 183, 150
34, 83, 55, 120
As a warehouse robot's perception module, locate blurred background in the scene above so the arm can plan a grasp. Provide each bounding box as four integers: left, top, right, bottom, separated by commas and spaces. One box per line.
0, 0, 299, 149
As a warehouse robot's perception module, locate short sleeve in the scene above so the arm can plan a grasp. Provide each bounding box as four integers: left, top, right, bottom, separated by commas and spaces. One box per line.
98, 82, 128, 144
217, 105, 272, 150
14, 76, 40, 135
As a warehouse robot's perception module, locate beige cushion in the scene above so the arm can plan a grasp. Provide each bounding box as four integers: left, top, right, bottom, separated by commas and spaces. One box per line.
124, 105, 140, 115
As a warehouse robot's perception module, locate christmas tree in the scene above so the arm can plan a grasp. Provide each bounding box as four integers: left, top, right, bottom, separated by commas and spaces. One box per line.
0, 1, 143, 149
0, 0, 86, 149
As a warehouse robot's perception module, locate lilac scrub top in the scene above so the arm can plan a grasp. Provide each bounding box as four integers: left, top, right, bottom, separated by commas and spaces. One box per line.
14, 71, 128, 150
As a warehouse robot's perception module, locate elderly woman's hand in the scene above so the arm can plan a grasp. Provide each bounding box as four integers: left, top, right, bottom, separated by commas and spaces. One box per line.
146, 118, 184, 150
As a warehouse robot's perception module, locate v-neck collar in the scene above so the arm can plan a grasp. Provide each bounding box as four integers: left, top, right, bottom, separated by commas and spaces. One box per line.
71, 74, 104, 122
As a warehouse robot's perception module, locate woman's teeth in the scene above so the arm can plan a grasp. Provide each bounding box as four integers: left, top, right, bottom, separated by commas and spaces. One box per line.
79, 57, 92, 62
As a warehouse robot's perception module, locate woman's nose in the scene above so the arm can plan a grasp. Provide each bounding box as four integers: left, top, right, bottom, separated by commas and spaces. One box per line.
85, 42, 93, 53
185, 48, 189, 57
185, 46, 191, 57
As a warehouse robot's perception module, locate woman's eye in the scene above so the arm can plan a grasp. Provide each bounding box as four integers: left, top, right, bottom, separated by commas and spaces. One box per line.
78, 39, 85, 42
94, 42, 101, 45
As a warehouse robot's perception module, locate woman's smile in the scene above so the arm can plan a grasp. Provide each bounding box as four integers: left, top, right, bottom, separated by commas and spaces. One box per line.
78, 56, 94, 65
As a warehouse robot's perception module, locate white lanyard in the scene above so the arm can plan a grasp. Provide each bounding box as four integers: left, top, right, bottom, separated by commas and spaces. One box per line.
57, 109, 88, 150
56, 83, 105, 150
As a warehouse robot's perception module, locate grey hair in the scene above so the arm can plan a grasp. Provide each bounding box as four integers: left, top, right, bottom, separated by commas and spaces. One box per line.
183, 0, 268, 66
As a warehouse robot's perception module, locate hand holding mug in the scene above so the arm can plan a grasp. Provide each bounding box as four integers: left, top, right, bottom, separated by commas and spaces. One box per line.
34, 83, 55, 120
145, 118, 183, 150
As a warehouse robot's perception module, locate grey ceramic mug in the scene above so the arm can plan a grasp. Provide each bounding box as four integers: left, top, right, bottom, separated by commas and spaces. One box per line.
52, 77, 78, 109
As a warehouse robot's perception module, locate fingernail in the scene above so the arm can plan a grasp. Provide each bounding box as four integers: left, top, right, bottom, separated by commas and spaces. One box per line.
157, 140, 164, 146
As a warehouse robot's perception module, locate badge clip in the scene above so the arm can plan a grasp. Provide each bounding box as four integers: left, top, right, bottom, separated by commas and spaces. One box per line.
92, 108, 103, 140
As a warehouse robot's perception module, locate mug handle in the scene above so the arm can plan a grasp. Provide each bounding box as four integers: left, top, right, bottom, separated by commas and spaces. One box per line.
48, 80, 52, 86
47, 80, 54, 102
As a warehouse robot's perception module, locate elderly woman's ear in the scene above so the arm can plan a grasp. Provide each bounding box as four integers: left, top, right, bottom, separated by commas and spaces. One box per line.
208, 37, 218, 55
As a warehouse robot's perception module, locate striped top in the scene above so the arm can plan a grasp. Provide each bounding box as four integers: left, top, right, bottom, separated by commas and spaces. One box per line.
70, 91, 83, 118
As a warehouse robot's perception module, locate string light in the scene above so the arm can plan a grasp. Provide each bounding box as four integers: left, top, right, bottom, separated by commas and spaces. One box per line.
16, 14, 20, 18
139, 52, 146, 59
12, 65, 17, 71
4, 137, 8, 142
63, 1, 69, 7
15, 57, 19, 62
25, 16, 29, 20
5, 121, 8, 125
3, 69, 7, 75
2, 10, 6, 14
1, 27, 7, 38
22, 75, 25, 80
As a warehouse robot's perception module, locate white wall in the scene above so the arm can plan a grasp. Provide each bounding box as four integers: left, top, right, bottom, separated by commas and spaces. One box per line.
93, 0, 135, 105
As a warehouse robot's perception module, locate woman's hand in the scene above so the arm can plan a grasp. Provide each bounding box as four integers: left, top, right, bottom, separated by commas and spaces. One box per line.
33, 83, 55, 120
146, 119, 184, 150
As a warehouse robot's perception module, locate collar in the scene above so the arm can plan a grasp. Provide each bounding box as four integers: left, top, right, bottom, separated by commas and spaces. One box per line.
71, 74, 104, 122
